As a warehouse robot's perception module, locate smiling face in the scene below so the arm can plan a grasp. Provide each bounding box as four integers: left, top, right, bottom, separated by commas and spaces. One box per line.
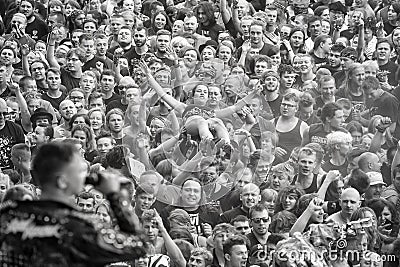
180, 180, 202, 207
154, 13, 167, 29
282, 193, 298, 211
240, 184, 260, 209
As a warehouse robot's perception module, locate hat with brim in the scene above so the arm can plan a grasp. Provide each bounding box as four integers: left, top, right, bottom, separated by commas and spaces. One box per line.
199, 40, 218, 55
30, 108, 53, 124
367, 172, 387, 186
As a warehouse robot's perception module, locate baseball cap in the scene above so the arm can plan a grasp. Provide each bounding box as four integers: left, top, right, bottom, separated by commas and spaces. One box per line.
367, 172, 386, 186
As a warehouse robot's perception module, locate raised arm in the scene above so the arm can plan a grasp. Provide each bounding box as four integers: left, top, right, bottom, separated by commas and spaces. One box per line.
154, 210, 187, 267
215, 90, 257, 118
220, 0, 232, 24
290, 197, 323, 236
46, 30, 60, 69
317, 170, 340, 200
142, 62, 187, 115
12, 83, 32, 132
20, 44, 31, 76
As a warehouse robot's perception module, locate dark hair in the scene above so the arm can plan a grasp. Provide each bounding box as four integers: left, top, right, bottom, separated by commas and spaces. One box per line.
68, 113, 91, 130
223, 235, 248, 256
361, 76, 380, 91
278, 64, 295, 76
32, 142, 79, 186
105, 145, 129, 169
269, 210, 297, 234
231, 214, 250, 224
66, 48, 86, 62
367, 198, 398, 224
346, 121, 363, 134
135, 183, 156, 198
330, 43, 345, 53
347, 168, 370, 194
320, 102, 342, 123
275, 186, 305, 214
194, 2, 216, 26
249, 203, 269, 219
376, 38, 392, 51
100, 69, 116, 81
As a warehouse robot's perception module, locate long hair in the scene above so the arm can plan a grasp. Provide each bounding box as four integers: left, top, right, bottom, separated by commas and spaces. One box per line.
71, 124, 96, 152
275, 185, 305, 214
150, 10, 172, 35
340, 63, 364, 101
288, 27, 306, 53
350, 207, 380, 251
194, 2, 216, 26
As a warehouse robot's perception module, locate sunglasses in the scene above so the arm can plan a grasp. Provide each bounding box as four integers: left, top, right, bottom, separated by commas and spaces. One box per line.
252, 217, 270, 224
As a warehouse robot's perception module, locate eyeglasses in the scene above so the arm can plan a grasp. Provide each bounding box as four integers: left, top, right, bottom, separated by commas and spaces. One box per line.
0, 112, 9, 117
252, 217, 270, 224
32, 66, 44, 72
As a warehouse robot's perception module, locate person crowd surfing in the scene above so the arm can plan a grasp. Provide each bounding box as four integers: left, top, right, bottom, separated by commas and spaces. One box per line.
1, 0, 400, 266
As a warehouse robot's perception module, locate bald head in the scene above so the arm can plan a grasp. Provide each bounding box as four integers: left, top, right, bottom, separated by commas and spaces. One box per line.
341, 187, 360, 200
240, 183, 261, 209
340, 187, 361, 216
358, 152, 381, 172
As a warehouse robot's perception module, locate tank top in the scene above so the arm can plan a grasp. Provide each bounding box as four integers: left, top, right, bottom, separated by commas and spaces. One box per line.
291, 174, 318, 194
308, 123, 329, 152
275, 118, 303, 161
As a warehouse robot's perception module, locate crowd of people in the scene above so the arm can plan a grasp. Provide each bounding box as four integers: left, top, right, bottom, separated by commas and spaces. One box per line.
1, 0, 400, 265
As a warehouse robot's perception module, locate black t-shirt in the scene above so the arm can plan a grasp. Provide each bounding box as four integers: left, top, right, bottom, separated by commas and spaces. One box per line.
0, 85, 12, 99
26, 16, 48, 41
106, 99, 127, 114
196, 22, 224, 41
321, 159, 348, 177
61, 68, 80, 93
104, 93, 122, 107
380, 60, 400, 86
265, 95, 283, 118
309, 51, 327, 68
82, 56, 113, 72
370, 91, 400, 139
41, 92, 67, 110
0, 121, 25, 170
333, 70, 346, 89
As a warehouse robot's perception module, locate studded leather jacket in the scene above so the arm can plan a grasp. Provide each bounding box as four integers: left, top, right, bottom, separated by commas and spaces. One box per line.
0, 192, 147, 267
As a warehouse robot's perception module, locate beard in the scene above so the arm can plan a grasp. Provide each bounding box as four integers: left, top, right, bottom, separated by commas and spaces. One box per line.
119, 40, 131, 48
